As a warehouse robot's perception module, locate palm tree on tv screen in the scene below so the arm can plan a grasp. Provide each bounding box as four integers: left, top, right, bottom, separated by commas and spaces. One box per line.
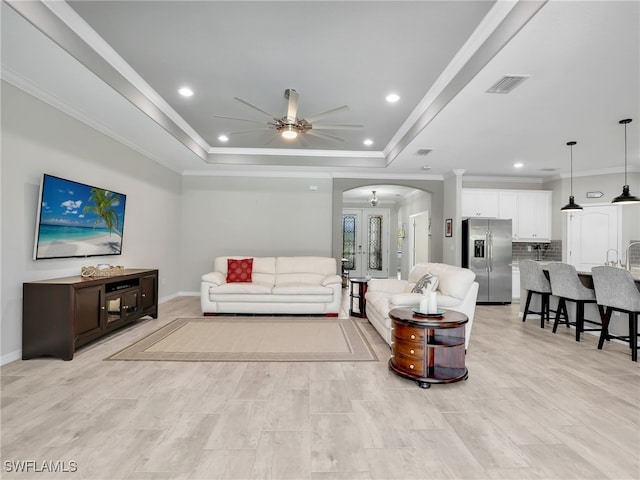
83, 188, 122, 239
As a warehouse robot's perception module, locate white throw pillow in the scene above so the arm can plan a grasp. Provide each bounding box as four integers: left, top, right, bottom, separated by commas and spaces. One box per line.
411, 274, 439, 294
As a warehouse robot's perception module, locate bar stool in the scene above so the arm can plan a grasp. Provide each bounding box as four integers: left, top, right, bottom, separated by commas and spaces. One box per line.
591, 266, 640, 362
519, 260, 552, 328
548, 263, 603, 341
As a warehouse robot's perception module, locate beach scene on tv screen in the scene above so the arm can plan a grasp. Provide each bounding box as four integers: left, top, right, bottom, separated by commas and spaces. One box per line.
35, 176, 126, 259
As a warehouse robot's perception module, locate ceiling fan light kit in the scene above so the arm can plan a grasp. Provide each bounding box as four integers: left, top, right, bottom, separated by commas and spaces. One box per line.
214, 88, 363, 144
612, 118, 640, 205
561, 140, 583, 212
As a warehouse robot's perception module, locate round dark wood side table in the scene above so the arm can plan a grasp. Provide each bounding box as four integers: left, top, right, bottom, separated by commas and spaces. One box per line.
389, 307, 468, 389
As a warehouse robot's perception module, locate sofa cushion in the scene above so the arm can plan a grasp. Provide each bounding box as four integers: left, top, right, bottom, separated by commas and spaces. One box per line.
227, 258, 253, 283
215, 256, 276, 286
390, 293, 422, 307
275, 256, 337, 276
209, 282, 272, 295
272, 285, 333, 295
408, 263, 475, 300
437, 295, 464, 308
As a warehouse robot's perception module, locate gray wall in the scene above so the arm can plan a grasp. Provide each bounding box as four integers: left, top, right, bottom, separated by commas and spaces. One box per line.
179, 175, 333, 292
1, 82, 182, 363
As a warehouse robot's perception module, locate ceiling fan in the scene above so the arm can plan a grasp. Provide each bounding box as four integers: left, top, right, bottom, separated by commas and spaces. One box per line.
212, 89, 362, 145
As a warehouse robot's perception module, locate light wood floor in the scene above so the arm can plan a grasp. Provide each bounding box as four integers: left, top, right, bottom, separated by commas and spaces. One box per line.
1, 295, 639, 479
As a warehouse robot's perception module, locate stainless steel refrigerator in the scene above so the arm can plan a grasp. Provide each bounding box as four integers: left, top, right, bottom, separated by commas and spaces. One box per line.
462, 218, 512, 304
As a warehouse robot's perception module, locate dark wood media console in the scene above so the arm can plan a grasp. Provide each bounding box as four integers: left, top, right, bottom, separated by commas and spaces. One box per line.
23, 269, 158, 360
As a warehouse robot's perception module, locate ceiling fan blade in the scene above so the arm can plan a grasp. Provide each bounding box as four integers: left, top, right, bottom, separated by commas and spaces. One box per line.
296, 133, 310, 148
311, 124, 363, 130
211, 114, 272, 125
234, 97, 280, 121
303, 105, 349, 124
285, 89, 299, 122
306, 130, 345, 142
225, 127, 272, 136
264, 131, 281, 146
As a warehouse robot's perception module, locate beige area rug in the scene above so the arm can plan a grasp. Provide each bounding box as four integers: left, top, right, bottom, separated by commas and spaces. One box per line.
106, 317, 377, 362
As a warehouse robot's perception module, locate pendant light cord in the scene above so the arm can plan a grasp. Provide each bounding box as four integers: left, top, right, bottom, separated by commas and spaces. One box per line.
567, 140, 577, 196
624, 121, 628, 185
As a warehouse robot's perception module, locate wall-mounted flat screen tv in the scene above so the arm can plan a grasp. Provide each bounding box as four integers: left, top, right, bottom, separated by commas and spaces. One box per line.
33, 174, 127, 260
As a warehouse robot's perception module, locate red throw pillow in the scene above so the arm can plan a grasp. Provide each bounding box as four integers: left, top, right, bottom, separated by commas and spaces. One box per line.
226, 258, 253, 283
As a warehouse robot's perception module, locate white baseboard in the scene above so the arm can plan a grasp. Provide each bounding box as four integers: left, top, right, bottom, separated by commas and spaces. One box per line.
1, 350, 22, 366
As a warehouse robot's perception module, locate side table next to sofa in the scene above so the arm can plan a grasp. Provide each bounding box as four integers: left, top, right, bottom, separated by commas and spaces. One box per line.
349, 277, 368, 318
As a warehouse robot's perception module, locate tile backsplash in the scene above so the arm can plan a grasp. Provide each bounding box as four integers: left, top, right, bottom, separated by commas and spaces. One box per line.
510, 240, 640, 265
512, 240, 562, 262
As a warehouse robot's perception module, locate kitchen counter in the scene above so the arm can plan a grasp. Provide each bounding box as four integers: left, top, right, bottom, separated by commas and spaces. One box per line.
536, 261, 640, 283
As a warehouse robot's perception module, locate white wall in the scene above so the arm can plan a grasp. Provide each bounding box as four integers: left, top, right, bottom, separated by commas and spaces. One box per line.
397, 190, 432, 279
179, 175, 334, 292
1, 82, 182, 364
442, 173, 461, 266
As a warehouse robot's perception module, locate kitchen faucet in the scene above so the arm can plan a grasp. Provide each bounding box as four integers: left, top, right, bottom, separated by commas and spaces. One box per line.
624, 241, 640, 271
605, 249, 620, 267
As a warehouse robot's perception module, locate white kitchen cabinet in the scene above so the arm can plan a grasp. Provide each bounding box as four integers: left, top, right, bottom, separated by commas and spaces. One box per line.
462, 189, 499, 218
517, 191, 551, 242
498, 191, 519, 240
463, 188, 552, 242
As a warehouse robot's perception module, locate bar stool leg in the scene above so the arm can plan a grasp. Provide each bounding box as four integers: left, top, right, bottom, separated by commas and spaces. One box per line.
540, 293, 547, 328
552, 298, 566, 333
523, 291, 533, 323
598, 307, 612, 350
575, 301, 585, 342
629, 312, 638, 362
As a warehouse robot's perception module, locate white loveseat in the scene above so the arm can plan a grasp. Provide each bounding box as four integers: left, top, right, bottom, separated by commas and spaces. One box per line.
200, 256, 342, 316
365, 263, 479, 349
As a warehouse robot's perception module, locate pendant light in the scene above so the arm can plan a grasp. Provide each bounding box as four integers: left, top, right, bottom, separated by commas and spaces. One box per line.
612, 118, 640, 204
561, 141, 583, 212
369, 191, 378, 206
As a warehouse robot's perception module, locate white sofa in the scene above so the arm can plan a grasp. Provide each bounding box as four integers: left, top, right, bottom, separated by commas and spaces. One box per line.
200, 256, 342, 316
365, 263, 479, 349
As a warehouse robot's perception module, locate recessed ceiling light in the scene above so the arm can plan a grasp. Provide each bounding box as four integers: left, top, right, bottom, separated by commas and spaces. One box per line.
178, 87, 194, 97
514, 162, 524, 168
385, 93, 400, 103
421, 165, 432, 171
218, 135, 229, 142
363, 139, 374, 146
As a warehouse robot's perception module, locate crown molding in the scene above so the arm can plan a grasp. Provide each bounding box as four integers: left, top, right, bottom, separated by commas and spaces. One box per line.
5, 0, 210, 161
181, 169, 333, 178
208, 147, 384, 158
462, 175, 546, 184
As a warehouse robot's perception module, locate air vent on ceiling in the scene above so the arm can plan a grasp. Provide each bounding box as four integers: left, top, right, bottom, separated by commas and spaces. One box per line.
486, 75, 529, 94
416, 148, 432, 156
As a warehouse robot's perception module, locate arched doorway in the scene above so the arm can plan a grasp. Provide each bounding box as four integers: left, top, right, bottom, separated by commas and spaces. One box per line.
341, 185, 431, 279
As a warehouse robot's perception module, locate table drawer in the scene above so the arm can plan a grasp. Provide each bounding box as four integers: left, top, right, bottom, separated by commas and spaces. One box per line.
393, 322, 425, 343
393, 341, 425, 358
392, 352, 425, 377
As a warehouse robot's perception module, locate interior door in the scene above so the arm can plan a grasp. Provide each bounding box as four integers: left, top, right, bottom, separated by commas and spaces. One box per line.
567, 205, 620, 269
409, 211, 430, 269
342, 208, 390, 278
